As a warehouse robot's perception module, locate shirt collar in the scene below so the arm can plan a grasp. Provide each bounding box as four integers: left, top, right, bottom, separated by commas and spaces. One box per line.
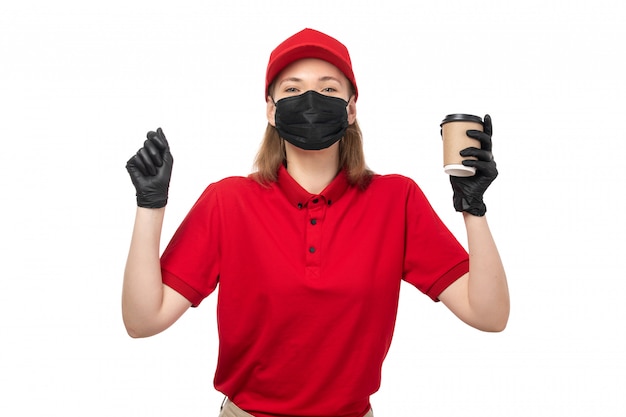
276, 165, 350, 209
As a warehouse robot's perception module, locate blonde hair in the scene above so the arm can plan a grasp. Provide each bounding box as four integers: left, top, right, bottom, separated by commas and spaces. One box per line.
252, 120, 374, 190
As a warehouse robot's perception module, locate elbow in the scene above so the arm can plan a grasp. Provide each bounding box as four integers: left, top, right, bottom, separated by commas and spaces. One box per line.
122, 301, 159, 338
477, 296, 510, 333
460, 313, 509, 333
478, 311, 510, 333
125, 325, 147, 339
124, 320, 146, 338
124, 322, 159, 338
122, 312, 158, 339
123, 310, 173, 338
481, 320, 508, 333
122, 309, 141, 338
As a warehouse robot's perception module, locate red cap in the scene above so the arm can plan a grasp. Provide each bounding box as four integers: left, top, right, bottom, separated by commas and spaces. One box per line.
265, 28, 358, 101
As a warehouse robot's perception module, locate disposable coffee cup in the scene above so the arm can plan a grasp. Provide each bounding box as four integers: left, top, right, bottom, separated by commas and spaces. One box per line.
440, 114, 483, 177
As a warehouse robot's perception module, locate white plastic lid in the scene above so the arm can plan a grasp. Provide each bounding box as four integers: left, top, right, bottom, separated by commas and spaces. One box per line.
444, 164, 476, 177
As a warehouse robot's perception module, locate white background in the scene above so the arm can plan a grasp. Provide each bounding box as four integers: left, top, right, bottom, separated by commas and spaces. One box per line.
1, 0, 624, 416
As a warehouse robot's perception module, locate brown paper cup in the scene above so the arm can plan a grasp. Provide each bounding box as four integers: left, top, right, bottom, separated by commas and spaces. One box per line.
440, 114, 483, 177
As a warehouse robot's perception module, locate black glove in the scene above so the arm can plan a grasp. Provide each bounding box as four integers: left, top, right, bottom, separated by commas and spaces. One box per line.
126, 128, 173, 208
449, 114, 498, 216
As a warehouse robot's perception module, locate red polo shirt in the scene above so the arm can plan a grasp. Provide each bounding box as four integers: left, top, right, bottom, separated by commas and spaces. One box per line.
160, 165, 469, 417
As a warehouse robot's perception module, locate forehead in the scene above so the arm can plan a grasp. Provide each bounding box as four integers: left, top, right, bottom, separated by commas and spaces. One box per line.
275, 58, 349, 84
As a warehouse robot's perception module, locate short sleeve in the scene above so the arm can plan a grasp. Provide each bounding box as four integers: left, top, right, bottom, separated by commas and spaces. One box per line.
402, 179, 469, 301
160, 183, 222, 307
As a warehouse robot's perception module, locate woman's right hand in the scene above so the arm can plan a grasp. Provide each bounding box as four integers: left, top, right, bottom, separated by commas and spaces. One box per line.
126, 128, 173, 208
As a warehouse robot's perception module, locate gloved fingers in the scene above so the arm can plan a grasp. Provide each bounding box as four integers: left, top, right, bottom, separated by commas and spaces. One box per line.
154, 127, 170, 150
482, 114, 492, 136
460, 146, 494, 162
462, 159, 498, 177
126, 154, 147, 176
137, 146, 157, 176
143, 135, 163, 168
466, 129, 493, 152
147, 128, 170, 151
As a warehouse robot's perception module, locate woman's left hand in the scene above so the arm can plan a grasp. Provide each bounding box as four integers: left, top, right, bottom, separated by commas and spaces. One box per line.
449, 114, 498, 216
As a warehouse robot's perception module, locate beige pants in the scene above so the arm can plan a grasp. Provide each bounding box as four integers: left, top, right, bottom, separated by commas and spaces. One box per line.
219, 398, 374, 417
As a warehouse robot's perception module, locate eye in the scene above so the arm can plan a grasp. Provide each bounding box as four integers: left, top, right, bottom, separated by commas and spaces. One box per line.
284, 87, 299, 93
321, 87, 337, 93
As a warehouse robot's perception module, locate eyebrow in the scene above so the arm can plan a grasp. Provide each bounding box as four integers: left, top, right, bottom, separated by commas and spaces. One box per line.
277, 77, 303, 86
277, 76, 344, 86
318, 76, 343, 84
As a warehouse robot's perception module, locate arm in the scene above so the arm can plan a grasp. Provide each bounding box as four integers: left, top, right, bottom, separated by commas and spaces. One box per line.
438, 213, 509, 332
122, 207, 191, 338
437, 114, 509, 332
122, 128, 191, 338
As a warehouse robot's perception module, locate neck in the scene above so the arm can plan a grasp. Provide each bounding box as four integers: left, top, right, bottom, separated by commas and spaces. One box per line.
285, 142, 340, 194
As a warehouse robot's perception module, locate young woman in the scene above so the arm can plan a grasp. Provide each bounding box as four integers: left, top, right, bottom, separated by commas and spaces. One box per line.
123, 28, 509, 417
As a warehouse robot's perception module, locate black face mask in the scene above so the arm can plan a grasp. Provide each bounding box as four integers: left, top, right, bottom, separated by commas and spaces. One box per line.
273, 90, 349, 151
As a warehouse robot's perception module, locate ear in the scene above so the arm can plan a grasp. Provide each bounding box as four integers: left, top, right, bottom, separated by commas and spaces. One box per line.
347, 96, 357, 125
266, 96, 276, 127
